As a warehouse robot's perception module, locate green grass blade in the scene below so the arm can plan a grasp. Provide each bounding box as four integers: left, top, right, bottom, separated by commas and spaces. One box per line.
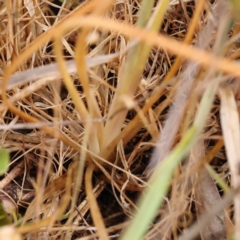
0, 149, 9, 175
205, 163, 231, 193
120, 82, 218, 240
103, 0, 170, 151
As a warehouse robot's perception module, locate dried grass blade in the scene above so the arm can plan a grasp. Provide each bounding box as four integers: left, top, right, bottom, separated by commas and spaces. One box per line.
163, 0, 205, 82
74, 0, 114, 151
63, 14, 240, 78
219, 87, 240, 239
85, 165, 109, 240
53, 37, 89, 119
2, 53, 122, 93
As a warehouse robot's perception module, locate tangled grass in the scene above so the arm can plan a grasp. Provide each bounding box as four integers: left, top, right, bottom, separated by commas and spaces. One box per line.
0, 0, 240, 239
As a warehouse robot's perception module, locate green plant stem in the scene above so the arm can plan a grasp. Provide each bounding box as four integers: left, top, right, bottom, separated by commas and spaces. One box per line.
102, 0, 170, 154
120, 82, 218, 240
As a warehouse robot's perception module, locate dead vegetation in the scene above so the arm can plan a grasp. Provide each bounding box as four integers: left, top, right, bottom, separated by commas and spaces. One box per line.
0, 0, 239, 239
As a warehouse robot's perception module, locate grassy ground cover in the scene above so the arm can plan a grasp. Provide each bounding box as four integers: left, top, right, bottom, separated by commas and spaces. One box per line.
0, 0, 240, 239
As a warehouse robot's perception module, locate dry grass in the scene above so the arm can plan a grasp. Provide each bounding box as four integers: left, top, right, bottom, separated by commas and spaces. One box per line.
0, 0, 239, 239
